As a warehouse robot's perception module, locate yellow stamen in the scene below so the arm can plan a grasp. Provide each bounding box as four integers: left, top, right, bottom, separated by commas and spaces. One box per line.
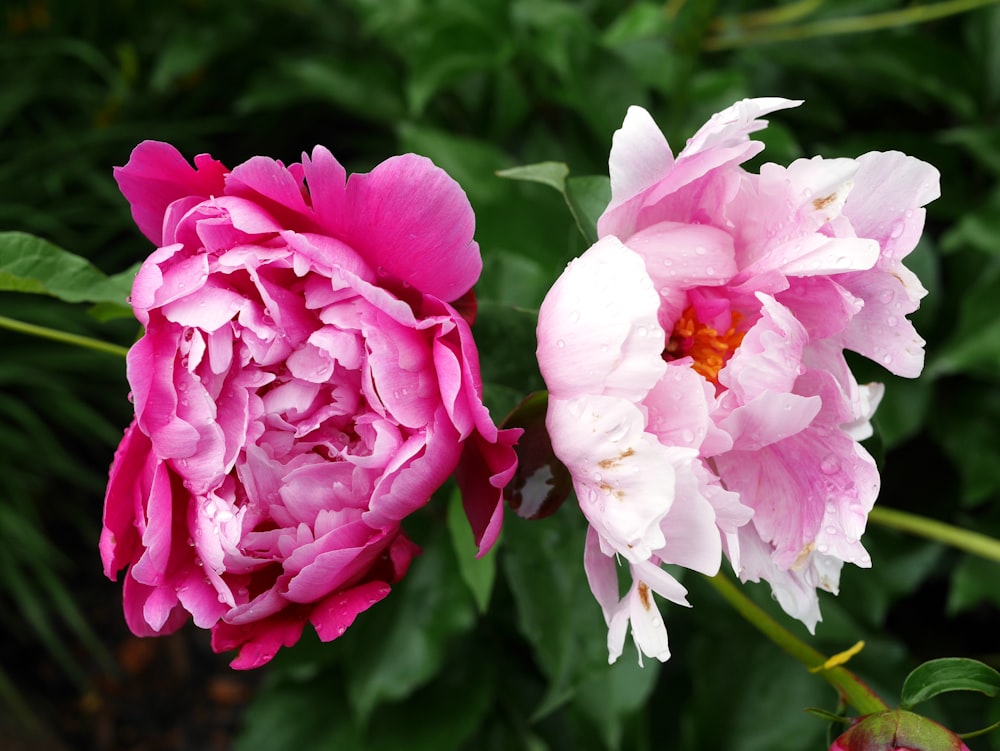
809, 640, 865, 673
665, 305, 745, 385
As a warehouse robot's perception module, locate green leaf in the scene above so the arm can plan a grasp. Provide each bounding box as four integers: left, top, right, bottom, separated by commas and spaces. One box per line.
447, 486, 498, 614
900, 658, 1000, 710
574, 655, 660, 751
947, 553, 1000, 615
564, 175, 610, 246
397, 123, 511, 204
497, 162, 609, 244
502, 507, 609, 719
927, 260, 1000, 378
340, 526, 477, 720
496, 161, 570, 194
0, 232, 132, 306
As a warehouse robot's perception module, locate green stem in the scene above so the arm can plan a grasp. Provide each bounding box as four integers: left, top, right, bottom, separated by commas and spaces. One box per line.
704, 0, 1000, 51
711, 0, 824, 31
868, 506, 1000, 563
0, 315, 129, 358
704, 572, 889, 715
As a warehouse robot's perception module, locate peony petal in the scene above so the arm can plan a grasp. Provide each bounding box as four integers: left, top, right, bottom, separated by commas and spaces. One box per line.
114, 141, 229, 246
547, 394, 689, 562
344, 153, 481, 301
310, 580, 392, 641
537, 236, 665, 401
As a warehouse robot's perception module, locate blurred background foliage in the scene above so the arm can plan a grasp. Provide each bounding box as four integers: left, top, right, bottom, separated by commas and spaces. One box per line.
2, 0, 1000, 748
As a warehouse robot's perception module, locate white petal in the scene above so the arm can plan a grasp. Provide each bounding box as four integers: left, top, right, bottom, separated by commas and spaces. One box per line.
538, 236, 666, 401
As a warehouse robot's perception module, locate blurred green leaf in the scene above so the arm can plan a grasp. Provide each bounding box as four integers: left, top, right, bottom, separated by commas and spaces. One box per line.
502, 508, 609, 719
497, 162, 609, 243
448, 487, 498, 614
0, 232, 131, 306
901, 658, 1000, 710
927, 260, 1000, 378
946, 553, 1000, 615
340, 525, 477, 720
574, 655, 660, 751
930, 381, 1000, 505
564, 176, 610, 245
496, 162, 570, 193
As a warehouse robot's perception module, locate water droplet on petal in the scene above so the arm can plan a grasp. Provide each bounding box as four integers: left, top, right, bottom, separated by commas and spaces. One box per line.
569, 311, 581, 323
695, 245, 707, 256
681, 429, 695, 444
825, 525, 838, 536
886, 316, 898, 327
878, 289, 894, 304
882, 354, 893, 365
556, 340, 565, 348
820, 455, 839, 475
817, 543, 829, 554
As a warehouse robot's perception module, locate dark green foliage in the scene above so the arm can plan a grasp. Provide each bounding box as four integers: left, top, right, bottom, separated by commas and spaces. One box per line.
3, 0, 1000, 748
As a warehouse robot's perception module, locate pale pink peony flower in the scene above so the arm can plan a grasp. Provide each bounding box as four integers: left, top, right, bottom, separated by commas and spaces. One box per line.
101, 141, 519, 668
537, 99, 939, 662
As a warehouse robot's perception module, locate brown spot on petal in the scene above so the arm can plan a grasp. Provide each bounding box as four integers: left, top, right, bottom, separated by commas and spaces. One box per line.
598, 447, 636, 470
812, 194, 837, 210
637, 581, 652, 611
598, 481, 624, 500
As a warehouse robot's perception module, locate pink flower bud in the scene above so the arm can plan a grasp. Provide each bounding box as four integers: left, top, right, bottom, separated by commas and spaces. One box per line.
830, 710, 971, 751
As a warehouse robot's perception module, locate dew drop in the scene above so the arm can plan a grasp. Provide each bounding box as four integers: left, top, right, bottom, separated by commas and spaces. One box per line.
600, 344, 609, 352
662, 258, 673, 267
825, 525, 838, 536
817, 543, 829, 554
557, 339, 565, 348
878, 289, 894, 304
594, 472, 603, 483
889, 222, 905, 239
694, 245, 707, 256
569, 311, 581, 323
636, 326, 648, 337
886, 315, 898, 327
820, 455, 839, 475
881, 354, 893, 365
705, 265, 715, 275
681, 429, 695, 444
825, 502, 836, 513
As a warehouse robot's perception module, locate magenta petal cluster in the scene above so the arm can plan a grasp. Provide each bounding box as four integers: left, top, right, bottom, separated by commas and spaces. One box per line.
537, 99, 939, 663
101, 141, 520, 668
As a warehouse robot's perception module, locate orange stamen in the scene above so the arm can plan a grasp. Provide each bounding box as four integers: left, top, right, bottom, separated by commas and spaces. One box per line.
665, 305, 745, 385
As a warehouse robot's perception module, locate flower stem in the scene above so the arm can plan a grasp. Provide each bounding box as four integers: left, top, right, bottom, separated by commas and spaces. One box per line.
868, 506, 1000, 563
704, 572, 889, 715
704, 0, 1000, 51
0, 315, 129, 358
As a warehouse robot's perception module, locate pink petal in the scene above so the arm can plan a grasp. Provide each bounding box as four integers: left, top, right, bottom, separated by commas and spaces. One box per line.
537, 236, 665, 402
114, 141, 229, 246
604, 105, 676, 223
344, 154, 481, 301
548, 394, 689, 562
225, 155, 312, 228
300, 145, 349, 236
310, 580, 392, 641
212, 613, 307, 670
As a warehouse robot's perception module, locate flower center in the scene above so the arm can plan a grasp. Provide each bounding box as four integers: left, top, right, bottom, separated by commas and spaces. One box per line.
664, 305, 745, 385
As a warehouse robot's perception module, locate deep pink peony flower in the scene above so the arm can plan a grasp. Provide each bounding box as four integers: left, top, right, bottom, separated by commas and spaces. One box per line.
101, 142, 520, 668
537, 99, 939, 662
